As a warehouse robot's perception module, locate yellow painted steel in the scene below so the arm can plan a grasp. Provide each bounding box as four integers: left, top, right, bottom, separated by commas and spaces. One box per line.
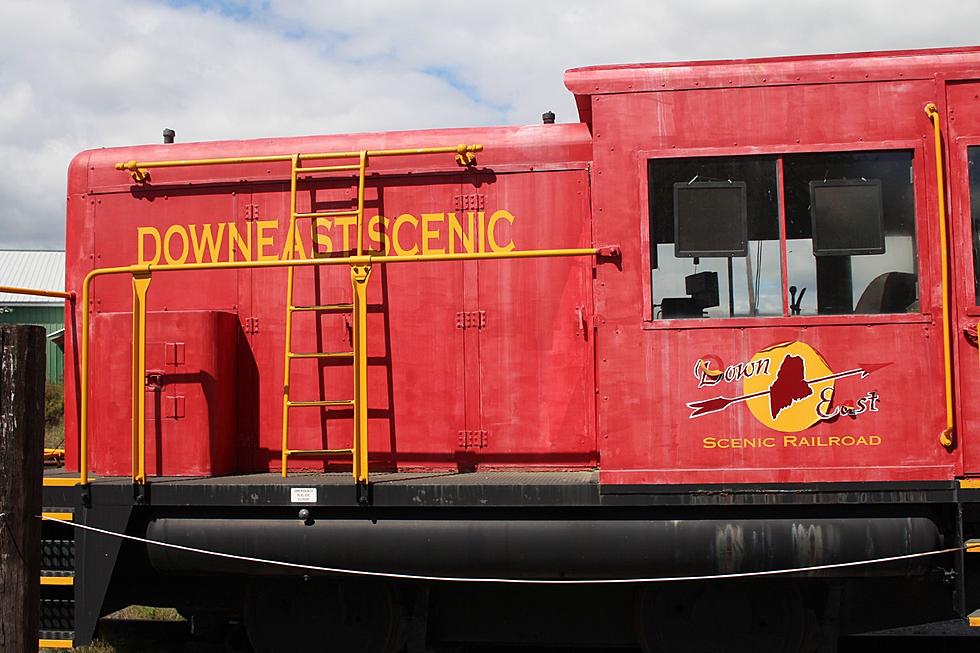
925, 103, 955, 449
38, 638, 74, 648
0, 284, 73, 300
280, 154, 300, 478
351, 264, 372, 483
960, 479, 980, 489
971, 611, 980, 627
114, 144, 482, 181
42, 477, 83, 487
40, 575, 74, 586
78, 246, 598, 486
966, 539, 980, 553
131, 273, 151, 483
41, 512, 74, 522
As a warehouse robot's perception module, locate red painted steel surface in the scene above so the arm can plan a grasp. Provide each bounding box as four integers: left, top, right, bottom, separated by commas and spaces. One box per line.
87, 311, 238, 476
60, 47, 980, 484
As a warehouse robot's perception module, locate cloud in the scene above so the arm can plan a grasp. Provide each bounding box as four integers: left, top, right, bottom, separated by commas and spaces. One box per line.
1, 0, 980, 248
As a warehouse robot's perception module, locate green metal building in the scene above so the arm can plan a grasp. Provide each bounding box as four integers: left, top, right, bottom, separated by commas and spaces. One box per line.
0, 250, 66, 382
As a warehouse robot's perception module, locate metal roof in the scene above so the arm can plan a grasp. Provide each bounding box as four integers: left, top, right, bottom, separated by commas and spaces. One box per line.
0, 250, 66, 304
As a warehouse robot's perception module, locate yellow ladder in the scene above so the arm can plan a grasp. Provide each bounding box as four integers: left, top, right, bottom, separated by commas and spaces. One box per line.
280, 152, 370, 481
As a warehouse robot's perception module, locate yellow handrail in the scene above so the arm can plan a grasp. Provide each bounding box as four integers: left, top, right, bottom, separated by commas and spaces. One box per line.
79, 247, 598, 485
115, 144, 482, 181
0, 285, 78, 485
0, 285, 74, 300
925, 102, 955, 449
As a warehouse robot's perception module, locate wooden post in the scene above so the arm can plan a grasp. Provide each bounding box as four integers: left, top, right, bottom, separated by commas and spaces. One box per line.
0, 325, 46, 653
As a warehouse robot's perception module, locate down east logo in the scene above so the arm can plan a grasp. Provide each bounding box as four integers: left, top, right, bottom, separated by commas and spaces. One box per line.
687, 342, 887, 433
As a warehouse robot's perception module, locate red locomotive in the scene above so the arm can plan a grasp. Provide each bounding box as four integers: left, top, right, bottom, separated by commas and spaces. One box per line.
21, 45, 980, 651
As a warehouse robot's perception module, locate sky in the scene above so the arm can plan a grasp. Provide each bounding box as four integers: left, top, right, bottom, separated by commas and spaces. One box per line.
2, 0, 980, 249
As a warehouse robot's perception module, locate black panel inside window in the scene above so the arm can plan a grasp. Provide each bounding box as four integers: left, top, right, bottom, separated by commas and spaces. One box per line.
810, 180, 884, 256
673, 182, 748, 257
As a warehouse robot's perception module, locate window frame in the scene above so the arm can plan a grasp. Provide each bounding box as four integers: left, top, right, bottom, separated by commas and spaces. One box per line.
956, 137, 980, 317
638, 140, 933, 329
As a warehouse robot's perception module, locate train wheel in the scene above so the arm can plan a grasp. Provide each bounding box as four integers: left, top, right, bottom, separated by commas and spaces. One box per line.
636, 581, 814, 653
243, 577, 406, 653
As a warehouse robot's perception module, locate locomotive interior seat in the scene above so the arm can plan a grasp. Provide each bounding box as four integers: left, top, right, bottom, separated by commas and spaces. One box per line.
854, 271, 917, 314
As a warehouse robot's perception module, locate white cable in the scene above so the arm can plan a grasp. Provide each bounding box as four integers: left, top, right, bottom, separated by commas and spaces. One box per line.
40, 515, 962, 585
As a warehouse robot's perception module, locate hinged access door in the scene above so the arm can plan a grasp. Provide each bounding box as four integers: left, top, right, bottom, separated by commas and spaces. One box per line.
945, 80, 980, 474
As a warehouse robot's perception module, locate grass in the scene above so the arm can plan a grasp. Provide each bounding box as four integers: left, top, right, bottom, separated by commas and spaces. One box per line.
44, 382, 65, 450
40, 606, 186, 653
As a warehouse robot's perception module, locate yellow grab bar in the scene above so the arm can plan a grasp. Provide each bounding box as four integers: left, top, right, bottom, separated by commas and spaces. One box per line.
0, 285, 73, 300
79, 246, 598, 485
925, 102, 955, 449
116, 144, 482, 181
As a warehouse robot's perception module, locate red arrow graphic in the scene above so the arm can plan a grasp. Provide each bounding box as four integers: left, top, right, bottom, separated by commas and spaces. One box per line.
686, 361, 891, 418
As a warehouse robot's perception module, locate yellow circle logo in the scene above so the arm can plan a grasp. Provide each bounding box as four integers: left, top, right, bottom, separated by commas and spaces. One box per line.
743, 342, 835, 432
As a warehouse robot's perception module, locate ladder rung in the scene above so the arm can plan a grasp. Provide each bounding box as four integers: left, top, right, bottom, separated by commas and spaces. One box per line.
295, 164, 361, 174
289, 303, 353, 313
286, 448, 354, 456
288, 351, 354, 359
287, 399, 355, 408
293, 210, 360, 219
40, 575, 74, 586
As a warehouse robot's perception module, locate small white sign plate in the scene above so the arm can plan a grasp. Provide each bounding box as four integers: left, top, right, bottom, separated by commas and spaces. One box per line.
290, 487, 317, 504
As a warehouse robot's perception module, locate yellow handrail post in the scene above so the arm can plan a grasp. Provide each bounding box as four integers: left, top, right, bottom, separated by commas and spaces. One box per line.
131, 272, 152, 483
350, 262, 372, 483
925, 102, 955, 449
280, 154, 301, 477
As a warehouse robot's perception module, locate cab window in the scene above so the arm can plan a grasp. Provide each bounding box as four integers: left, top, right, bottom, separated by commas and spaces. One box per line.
649, 150, 918, 319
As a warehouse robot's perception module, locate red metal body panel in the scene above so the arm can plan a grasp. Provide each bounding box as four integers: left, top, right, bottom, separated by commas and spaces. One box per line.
64, 125, 594, 475
60, 47, 980, 485
88, 310, 238, 476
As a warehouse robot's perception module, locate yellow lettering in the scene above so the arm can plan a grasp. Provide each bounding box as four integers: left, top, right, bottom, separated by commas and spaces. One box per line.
763, 438, 775, 448
256, 220, 277, 261
870, 435, 881, 445
488, 209, 515, 252
137, 227, 161, 265
188, 223, 226, 263
313, 218, 333, 255
334, 216, 357, 252
703, 437, 717, 449
280, 223, 309, 260
421, 212, 445, 255
392, 213, 419, 256
448, 212, 474, 254
783, 435, 798, 447
475, 211, 486, 252
829, 436, 841, 447
163, 225, 189, 265
228, 223, 252, 261
367, 215, 389, 254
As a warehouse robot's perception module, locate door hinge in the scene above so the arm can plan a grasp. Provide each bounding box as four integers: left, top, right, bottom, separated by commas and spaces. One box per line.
453, 193, 486, 211
244, 203, 260, 221
457, 430, 488, 449
165, 395, 185, 419
165, 342, 185, 366
455, 310, 486, 330
244, 317, 260, 334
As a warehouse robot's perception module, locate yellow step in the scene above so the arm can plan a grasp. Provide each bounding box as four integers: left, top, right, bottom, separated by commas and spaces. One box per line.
40, 575, 74, 586
42, 511, 73, 522
39, 638, 74, 648
970, 609, 980, 627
